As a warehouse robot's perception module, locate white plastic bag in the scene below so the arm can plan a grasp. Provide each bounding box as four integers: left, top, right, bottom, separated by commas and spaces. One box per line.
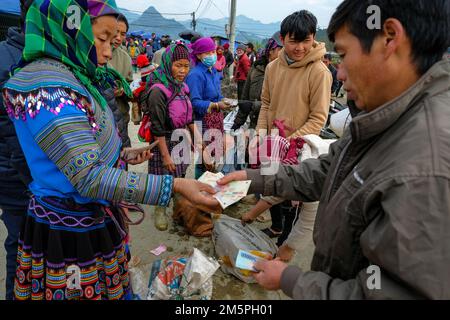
129, 267, 148, 300
223, 107, 240, 132
179, 248, 220, 300
147, 248, 219, 300
329, 108, 352, 138
130, 79, 141, 92
212, 215, 278, 283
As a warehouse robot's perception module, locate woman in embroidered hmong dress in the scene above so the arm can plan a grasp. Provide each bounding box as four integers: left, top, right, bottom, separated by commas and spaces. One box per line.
142, 43, 205, 231
145, 44, 193, 178
2, 0, 219, 301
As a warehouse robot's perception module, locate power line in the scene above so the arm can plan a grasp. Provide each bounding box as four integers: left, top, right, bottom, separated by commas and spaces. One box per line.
197, 21, 270, 38
198, 0, 213, 19
129, 17, 272, 38
129, 22, 190, 30
118, 7, 191, 16
210, 0, 228, 18
195, 0, 204, 13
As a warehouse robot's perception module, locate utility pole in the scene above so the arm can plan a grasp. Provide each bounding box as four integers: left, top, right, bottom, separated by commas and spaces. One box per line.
229, 0, 237, 53
229, 0, 237, 77
192, 11, 197, 31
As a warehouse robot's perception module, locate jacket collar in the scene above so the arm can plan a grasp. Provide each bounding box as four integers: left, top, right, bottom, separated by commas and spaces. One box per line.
278, 42, 326, 69
197, 61, 216, 74
350, 59, 450, 142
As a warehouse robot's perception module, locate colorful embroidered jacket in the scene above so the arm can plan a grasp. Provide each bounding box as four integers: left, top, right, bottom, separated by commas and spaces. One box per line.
2, 58, 173, 207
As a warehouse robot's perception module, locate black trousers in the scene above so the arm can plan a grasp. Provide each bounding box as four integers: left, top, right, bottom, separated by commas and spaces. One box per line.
269, 201, 300, 247
237, 80, 246, 100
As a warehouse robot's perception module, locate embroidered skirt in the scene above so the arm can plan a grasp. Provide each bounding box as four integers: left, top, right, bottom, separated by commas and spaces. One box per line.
14, 196, 132, 300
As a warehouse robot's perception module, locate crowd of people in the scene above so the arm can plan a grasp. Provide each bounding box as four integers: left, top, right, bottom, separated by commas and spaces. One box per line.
0, 0, 449, 301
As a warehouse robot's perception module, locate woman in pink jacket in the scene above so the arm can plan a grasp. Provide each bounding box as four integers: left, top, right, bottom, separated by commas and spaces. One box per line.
214, 45, 227, 74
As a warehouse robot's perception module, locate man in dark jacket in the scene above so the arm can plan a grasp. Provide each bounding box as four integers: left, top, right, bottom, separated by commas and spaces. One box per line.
0, 0, 33, 300
232, 32, 283, 130
246, 42, 257, 66
222, 43, 234, 82
322, 53, 340, 95
219, 0, 450, 299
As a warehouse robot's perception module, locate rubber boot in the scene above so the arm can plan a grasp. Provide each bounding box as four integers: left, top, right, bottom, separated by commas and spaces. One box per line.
154, 206, 168, 231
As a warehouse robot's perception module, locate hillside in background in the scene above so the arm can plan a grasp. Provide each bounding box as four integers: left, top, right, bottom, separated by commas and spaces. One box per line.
124, 6, 333, 50
119, 7, 141, 24
181, 15, 280, 42
128, 6, 186, 38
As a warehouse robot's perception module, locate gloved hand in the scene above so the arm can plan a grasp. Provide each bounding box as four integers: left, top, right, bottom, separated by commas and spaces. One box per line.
238, 101, 254, 114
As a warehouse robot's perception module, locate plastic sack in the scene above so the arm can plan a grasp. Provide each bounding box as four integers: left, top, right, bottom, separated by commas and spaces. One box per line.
129, 267, 148, 300
147, 248, 220, 300
329, 108, 352, 138
223, 107, 239, 132
212, 215, 277, 283
180, 248, 220, 299
130, 79, 141, 92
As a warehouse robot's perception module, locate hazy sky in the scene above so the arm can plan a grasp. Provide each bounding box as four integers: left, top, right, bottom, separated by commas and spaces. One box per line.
115, 0, 343, 28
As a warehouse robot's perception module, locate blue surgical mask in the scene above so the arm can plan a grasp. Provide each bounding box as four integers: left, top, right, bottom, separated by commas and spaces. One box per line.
202, 54, 217, 68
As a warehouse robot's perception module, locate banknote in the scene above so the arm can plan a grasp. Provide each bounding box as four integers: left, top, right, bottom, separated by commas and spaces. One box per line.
235, 250, 271, 272
198, 172, 252, 209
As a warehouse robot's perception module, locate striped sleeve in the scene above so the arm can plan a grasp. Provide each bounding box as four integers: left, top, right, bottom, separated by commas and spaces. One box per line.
27, 100, 173, 206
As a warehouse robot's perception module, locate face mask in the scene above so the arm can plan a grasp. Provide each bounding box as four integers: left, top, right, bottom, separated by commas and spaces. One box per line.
202, 54, 217, 68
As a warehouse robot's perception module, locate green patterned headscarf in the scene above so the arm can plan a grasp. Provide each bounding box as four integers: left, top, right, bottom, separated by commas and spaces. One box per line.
147, 43, 190, 95
21, 0, 131, 110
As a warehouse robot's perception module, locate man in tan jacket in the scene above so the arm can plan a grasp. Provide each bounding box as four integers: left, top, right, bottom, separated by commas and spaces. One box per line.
253, 10, 332, 243
256, 11, 332, 138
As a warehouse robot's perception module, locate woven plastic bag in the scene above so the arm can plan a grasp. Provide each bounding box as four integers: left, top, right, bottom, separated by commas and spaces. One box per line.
212, 215, 277, 283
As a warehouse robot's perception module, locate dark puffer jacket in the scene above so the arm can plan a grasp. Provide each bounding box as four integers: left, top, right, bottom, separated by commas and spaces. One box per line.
232, 60, 266, 130
0, 27, 32, 214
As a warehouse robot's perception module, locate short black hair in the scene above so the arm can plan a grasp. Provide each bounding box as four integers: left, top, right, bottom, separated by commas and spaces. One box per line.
247, 43, 254, 50
280, 10, 317, 42
117, 13, 129, 32
328, 0, 450, 75
191, 35, 201, 44
160, 37, 172, 48
324, 53, 332, 60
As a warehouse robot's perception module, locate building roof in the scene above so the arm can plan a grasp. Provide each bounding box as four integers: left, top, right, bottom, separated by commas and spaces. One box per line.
0, 0, 21, 15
